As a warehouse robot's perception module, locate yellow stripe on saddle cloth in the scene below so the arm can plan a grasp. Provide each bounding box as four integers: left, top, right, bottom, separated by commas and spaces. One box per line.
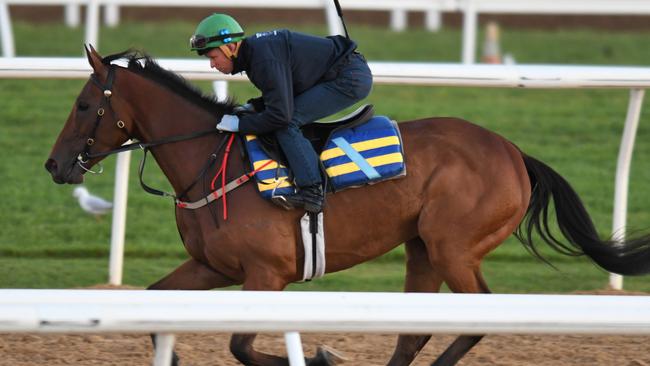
245, 135, 295, 197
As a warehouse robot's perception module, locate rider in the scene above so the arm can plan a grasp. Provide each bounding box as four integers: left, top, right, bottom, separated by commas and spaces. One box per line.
190, 13, 373, 213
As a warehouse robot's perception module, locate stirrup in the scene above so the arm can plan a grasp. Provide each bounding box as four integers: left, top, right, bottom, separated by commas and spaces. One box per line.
271, 195, 296, 211
271, 191, 324, 213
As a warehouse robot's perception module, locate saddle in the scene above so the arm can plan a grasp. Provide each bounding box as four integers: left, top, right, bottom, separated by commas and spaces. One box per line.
243, 104, 406, 199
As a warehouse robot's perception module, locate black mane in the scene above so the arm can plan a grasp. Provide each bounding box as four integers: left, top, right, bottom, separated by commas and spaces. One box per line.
102, 50, 237, 115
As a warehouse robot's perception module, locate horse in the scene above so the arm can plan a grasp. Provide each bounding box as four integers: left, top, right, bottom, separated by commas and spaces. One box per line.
45, 46, 650, 366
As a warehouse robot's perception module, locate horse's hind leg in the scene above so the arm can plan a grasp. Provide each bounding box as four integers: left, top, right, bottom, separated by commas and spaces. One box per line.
429, 268, 491, 366
416, 192, 519, 365
387, 238, 443, 366
419, 228, 500, 366
147, 258, 239, 366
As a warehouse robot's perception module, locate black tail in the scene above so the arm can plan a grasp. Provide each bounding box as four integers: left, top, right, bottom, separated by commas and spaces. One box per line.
515, 154, 650, 276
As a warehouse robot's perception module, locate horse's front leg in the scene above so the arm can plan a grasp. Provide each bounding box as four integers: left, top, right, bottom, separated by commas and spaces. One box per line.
147, 258, 239, 365
230, 270, 339, 366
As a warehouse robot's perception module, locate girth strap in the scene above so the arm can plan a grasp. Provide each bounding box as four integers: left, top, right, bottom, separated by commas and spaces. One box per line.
176, 158, 275, 210
176, 173, 252, 210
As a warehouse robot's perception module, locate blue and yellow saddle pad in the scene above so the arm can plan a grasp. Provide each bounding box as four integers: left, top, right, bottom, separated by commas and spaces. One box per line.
244, 115, 406, 199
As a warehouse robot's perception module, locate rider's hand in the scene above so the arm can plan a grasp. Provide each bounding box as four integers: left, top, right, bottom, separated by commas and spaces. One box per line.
216, 114, 239, 132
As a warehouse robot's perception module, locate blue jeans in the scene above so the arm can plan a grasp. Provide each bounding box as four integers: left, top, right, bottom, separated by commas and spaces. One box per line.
275, 53, 373, 187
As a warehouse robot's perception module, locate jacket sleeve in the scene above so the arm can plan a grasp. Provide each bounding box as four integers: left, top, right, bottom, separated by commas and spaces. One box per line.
246, 96, 265, 112
238, 60, 294, 135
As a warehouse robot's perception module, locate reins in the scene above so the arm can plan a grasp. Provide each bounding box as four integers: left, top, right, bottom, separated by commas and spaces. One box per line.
136, 131, 229, 200
85, 128, 222, 160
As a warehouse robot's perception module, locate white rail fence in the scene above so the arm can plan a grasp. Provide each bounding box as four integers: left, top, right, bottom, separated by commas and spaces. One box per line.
4, 0, 650, 61
2, 290, 650, 366
0, 57, 647, 290
457, 0, 650, 63
0, 0, 448, 58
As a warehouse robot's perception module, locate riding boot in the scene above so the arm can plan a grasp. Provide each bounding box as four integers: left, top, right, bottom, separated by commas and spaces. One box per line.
272, 184, 324, 213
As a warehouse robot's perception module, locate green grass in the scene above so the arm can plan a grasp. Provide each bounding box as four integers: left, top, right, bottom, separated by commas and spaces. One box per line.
2, 21, 650, 291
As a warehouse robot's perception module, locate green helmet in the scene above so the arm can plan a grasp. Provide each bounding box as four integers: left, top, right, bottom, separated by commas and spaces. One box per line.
190, 14, 245, 54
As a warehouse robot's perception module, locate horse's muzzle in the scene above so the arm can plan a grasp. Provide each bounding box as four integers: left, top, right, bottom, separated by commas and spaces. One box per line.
44, 157, 84, 184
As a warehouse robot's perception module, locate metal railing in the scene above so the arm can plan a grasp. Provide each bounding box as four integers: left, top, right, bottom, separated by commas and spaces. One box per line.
2, 290, 650, 365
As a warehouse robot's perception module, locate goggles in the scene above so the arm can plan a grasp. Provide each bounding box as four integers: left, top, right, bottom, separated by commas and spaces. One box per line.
190, 30, 244, 49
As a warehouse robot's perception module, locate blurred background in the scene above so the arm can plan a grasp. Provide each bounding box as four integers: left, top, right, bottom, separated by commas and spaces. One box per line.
1, 1, 650, 293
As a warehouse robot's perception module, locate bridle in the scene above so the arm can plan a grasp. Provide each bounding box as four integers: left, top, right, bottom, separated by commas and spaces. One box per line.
77, 64, 263, 221
80, 66, 221, 163
75, 65, 122, 174
79, 65, 229, 199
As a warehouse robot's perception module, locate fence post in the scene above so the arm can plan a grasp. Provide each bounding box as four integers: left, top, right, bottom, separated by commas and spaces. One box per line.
0, 1, 15, 57
213, 80, 229, 101
461, 0, 477, 64
64, 3, 80, 27
610, 88, 645, 290
390, 9, 407, 32
109, 151, 131, 286
105, 4, 120, 27
84, 0, 101, 49
323, 0, 344, 36
425, 9, 442, 32
285, 332, 306, 366
153, 333, 176, 366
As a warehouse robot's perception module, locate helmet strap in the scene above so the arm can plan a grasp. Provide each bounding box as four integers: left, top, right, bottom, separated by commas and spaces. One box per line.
219, 42, 241, 60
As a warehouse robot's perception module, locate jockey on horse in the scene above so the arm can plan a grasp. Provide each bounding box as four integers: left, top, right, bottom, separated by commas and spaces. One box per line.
190, 13, 373, 213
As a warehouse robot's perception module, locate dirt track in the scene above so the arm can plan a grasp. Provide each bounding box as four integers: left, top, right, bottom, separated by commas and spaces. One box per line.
2, 331, 650, 365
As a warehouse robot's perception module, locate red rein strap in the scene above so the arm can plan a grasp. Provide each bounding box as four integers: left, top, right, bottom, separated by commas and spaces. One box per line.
247, 158, 275, 179
210, 134, 236, 220
176, 134, 276, 216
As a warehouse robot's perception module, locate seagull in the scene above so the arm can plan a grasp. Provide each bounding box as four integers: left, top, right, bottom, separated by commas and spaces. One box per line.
73, 186, 113, 220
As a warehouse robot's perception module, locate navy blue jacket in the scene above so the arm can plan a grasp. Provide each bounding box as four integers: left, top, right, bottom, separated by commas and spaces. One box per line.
230, 29, 358, 135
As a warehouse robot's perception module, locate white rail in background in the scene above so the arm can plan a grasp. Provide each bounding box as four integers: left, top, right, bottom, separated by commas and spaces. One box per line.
3, 58, 650, 87
5, 0, 650, 61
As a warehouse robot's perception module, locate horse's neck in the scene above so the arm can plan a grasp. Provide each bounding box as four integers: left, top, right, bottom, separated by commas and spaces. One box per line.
119, 75, 230, 196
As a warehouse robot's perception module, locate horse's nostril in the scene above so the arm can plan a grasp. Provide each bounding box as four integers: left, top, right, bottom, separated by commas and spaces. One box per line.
44, 158, 58, 174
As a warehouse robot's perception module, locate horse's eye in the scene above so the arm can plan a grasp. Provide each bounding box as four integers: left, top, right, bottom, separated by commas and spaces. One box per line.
78, 101, 89, 111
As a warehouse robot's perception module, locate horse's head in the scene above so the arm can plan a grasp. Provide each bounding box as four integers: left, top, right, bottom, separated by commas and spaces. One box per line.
45, 45, 134, 184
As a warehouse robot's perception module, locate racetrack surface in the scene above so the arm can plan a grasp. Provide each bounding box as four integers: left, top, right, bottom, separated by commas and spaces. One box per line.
1, 331, 649, 365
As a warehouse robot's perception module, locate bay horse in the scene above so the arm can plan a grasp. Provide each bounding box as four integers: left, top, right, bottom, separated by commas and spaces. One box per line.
45, 46, 650, 366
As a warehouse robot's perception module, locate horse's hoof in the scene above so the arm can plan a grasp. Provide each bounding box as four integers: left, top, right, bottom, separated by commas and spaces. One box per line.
171, 351, 180, 366
307, 345, 347, 366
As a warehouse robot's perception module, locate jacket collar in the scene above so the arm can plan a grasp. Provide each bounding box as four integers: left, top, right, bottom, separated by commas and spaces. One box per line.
230, 39, 250, 75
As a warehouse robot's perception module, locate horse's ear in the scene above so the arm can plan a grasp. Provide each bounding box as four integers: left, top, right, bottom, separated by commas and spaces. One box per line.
85, 44, 107, 78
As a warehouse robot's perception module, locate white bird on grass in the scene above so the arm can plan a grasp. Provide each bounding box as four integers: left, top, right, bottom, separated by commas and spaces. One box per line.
73, 186, 113, 220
